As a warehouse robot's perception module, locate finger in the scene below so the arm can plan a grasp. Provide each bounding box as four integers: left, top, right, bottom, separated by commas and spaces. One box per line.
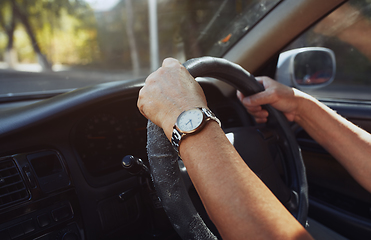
137, 88, 148, 118
255, 117, 268, 124
162, 57, 181, 67
255, 76, 264, 84
247, 109, 269, 119
144, 69, 159, 84
236, 90, 244, 102
242, 90, 276, 107
244, 105, 262, 113
255, 76, 273, 85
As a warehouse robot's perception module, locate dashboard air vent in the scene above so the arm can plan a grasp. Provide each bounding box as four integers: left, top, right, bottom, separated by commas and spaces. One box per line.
0, 159, 29, 208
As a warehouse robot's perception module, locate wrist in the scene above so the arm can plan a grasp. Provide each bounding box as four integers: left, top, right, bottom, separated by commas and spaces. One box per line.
292, 89, 318, 123
179, 120, 222, 155
170, 107, 221, 154
162, 111, 181, 141
161, 105, 209, 140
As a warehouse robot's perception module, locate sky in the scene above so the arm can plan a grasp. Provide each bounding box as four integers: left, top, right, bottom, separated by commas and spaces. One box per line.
83, 0, 121, 12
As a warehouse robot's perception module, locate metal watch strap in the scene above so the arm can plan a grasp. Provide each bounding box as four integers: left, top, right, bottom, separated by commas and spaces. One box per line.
171, 108, 221, 153
201, 108, 221, 127
171, 128, 183, 151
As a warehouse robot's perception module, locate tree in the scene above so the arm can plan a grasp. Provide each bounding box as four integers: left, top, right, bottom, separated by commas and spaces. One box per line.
11, 0, 52, 70
125, 0, 140, 77
0, 1, 17, 67
0, 0, 93, 71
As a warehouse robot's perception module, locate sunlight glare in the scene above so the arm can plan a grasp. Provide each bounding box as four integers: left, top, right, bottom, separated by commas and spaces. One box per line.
84, 0, 120, 11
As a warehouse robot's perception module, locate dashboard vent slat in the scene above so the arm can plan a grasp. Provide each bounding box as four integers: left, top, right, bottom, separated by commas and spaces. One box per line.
0, 159, 29, 208
0, 180, 24, 189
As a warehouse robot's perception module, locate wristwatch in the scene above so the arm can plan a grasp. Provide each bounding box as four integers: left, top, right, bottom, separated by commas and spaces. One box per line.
171, 107, 221, 153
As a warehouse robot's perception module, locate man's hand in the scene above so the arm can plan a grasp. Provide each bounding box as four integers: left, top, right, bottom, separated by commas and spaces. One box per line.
138, 63, 314, 240
237, 76, 308, 123
238, 77, 371, 195
137, 58, 208, 139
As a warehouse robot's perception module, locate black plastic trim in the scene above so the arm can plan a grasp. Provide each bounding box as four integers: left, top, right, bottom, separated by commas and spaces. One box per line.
321, 99, 371, 121
309, 198, 371, 239
0, 79, 144, 138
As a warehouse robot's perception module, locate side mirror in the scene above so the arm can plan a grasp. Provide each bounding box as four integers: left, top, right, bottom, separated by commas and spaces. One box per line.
275, 47, 336, 90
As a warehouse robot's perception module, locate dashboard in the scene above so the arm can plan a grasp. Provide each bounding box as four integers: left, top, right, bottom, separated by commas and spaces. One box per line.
74, 98, 148, 178
0, 79, 252, 240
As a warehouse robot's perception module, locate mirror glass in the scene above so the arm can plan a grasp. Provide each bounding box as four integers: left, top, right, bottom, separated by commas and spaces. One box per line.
294, 51, 334, 86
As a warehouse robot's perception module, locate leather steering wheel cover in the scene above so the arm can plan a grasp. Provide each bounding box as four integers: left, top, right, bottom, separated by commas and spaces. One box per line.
147, 121, 217, 240
183, 56, 264, 97
147, 57, 308, 239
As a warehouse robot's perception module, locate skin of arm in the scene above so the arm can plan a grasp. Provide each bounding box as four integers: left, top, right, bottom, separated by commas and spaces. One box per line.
237, 76, 371, 193
138, 58, 313, 239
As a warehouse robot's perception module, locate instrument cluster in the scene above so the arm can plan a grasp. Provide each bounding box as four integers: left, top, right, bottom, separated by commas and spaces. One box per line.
74, 98, 148, 177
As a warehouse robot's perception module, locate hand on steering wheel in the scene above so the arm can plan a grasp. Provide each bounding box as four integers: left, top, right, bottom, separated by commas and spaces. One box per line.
141, 57, 309, 240
138, 58, 208, 140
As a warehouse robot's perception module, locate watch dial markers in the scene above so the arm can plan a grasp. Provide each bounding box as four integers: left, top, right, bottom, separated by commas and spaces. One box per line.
177, 108, 203, 132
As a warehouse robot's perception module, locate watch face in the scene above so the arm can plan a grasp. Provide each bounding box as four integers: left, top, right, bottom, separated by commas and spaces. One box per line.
177, 108, 204, 132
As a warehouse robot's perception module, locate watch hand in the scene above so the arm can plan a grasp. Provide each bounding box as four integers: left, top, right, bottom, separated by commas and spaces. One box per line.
186, 119, 193, 129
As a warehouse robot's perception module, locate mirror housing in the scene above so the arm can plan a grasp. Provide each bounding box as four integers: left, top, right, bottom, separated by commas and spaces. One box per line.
275, 47, 336, 90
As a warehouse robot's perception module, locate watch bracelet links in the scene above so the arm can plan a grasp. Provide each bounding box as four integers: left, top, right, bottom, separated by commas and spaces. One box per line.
201, 108, 221, 127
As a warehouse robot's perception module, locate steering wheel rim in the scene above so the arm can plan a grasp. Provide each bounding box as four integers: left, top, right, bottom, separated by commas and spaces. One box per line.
147, 57, 308, 239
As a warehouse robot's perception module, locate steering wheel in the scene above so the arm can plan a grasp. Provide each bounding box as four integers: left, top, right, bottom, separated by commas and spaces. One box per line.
146, 57, 308, 239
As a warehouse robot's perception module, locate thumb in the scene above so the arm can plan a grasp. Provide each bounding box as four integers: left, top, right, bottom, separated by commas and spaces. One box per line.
236, 90, 245, 102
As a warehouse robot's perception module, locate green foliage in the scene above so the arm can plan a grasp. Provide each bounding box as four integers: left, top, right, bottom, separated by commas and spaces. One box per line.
0, 33, 6, 60
14, 26, 35, 62
0, 0, 274, 71
0, 1, 12, 28
0, 0, 99, 66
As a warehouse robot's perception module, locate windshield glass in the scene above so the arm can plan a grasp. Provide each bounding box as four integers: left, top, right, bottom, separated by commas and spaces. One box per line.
0, 0, 280, 95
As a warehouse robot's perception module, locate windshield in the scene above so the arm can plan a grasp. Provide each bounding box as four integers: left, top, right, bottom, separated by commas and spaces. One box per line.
0, 0, 279, 95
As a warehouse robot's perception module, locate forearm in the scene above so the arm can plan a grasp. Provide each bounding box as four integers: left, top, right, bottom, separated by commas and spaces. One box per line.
138, 63, 313, 238
179, 121, 312, 240
295, 94, 371, 192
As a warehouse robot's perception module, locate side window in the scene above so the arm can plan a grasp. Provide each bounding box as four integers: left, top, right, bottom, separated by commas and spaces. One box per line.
284, 0, 371, 101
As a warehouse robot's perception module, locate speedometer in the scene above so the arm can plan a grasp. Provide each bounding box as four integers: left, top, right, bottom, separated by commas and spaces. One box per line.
78, 113, 125, 175
74, 100, 148, 177
84, 114, 125, 155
